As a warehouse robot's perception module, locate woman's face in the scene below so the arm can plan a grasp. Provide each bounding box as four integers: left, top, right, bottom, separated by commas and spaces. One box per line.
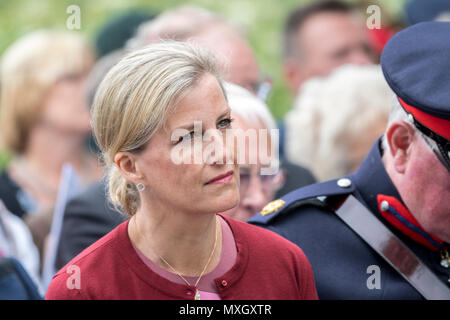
39, 73, 91, 135
134, 73, 240, 216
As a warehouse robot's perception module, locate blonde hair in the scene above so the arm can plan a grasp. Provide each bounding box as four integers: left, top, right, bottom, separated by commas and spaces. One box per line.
0, 30, 94, 153
286, 64, 392, 181
91, 41, 221, 216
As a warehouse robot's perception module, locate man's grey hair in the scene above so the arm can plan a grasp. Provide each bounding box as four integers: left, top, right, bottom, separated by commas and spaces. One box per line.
126, 5, 227, 50
381, 98, 418, 152
223, 82, 277, 132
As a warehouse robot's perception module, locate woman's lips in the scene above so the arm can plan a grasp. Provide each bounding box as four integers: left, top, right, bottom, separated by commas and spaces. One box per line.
206, 170, 234, 185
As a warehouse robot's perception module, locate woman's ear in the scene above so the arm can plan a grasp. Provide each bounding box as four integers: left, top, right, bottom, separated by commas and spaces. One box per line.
385, 121, 416, 174
114, 151, 143, 185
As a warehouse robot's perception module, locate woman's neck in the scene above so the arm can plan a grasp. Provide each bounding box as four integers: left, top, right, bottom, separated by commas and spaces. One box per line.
7, 127, 94, 211
129, 201, 222, 278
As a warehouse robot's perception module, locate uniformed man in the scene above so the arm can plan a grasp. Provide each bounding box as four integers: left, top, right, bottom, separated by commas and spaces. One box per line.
249, 21, 450, 299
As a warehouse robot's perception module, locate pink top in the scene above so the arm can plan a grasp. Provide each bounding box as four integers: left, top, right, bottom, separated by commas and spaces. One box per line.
133, 215, 237, 300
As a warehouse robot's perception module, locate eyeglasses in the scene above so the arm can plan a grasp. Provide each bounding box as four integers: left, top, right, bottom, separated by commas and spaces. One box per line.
250, 76, 272, 101
239, 166, 286, 196
407, 113, 450, 172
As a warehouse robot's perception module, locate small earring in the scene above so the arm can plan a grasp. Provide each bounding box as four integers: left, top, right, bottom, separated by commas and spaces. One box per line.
136, 182, 146, 192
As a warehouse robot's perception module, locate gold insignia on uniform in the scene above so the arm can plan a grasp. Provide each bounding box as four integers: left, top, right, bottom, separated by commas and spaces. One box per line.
261, 199, 285, 216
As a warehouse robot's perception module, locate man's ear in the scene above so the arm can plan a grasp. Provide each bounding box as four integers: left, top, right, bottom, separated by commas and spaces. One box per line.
283, 59, 304, 95
114, 151, 144, 185
385, 121, 416, 174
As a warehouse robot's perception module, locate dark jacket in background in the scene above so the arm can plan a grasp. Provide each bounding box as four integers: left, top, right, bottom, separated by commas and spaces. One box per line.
0, 257, 42, 300
55, 180, 126, 270
275, 158, 316, 199
0, 171, 28, 218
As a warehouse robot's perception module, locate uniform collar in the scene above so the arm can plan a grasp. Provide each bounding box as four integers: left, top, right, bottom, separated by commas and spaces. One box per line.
349, 137, 402, 215
349, 137, 445, 251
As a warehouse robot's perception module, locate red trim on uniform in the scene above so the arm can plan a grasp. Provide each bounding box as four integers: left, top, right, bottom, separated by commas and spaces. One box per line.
377, 195, 444, 251
398, 98, 450, 140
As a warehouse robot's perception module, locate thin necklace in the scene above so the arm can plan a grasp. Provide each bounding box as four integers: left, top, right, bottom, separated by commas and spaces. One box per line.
153, 216, 219, 300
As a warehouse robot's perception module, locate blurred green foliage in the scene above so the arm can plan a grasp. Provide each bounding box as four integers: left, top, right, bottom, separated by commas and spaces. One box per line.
0, 151, 11, 169
0, 0, 405, 169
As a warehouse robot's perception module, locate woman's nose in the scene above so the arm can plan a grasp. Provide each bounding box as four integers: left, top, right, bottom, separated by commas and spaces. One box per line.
204, 129, 235, 165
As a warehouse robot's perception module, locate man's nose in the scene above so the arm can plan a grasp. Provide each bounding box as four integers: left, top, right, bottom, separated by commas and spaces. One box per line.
347, 47, 373, 66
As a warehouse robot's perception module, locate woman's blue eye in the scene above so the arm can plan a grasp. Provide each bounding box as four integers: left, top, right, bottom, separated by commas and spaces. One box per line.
178, 131, 195, 143
175, 118, 233, 144
218, 118, 234, 129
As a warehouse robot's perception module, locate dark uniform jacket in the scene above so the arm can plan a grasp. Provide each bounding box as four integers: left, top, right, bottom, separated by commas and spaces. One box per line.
249, 138, 450, 299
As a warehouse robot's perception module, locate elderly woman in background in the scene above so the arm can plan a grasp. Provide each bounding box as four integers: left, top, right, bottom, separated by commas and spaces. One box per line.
0, 30, 103, 254
46, 42, 318, 300
221, 82, 285, 222
285, 64, 392, 181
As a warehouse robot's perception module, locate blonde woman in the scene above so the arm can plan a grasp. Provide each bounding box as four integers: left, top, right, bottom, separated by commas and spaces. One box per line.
0, 30, 103, 253
45, 42, 317, 300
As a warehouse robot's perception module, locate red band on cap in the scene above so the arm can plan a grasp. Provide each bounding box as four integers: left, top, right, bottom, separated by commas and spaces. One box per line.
398, 98, 450, 140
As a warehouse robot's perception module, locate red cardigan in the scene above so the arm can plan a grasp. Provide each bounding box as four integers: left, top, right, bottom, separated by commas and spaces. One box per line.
45, 215, 318, 300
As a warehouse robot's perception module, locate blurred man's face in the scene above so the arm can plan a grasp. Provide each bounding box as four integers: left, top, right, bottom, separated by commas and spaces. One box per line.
285, 12, 374, 94
224, 38, 260, 94
192, 27, 261, 94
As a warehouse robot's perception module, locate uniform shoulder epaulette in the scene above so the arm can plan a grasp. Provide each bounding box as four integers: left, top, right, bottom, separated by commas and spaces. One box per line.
249, 177, 356, 225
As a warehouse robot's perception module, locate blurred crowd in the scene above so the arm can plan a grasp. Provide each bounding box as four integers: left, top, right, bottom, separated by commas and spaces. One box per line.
0, 0, 447, 299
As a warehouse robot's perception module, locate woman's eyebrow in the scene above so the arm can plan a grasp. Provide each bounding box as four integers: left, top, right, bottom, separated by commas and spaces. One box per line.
174, 122, 196, 132
217, 107, 231, 120
173, 107, 232, 131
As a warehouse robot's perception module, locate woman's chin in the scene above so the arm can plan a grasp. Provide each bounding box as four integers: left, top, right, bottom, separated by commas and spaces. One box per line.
213, 193, 239, 214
